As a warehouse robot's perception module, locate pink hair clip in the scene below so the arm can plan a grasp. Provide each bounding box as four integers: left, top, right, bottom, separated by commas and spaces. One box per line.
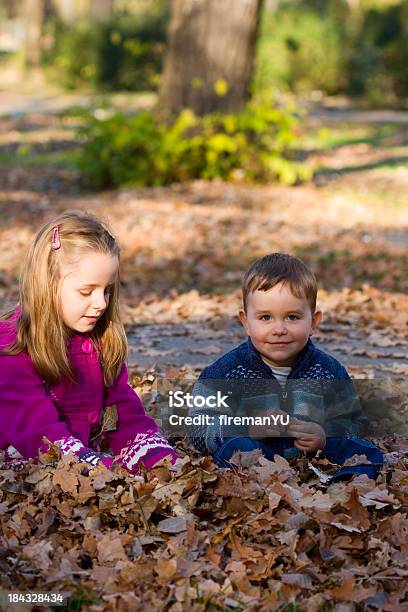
51, 225, 61, 250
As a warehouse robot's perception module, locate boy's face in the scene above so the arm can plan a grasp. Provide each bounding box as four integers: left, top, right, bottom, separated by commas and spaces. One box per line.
239, 282, 321, 367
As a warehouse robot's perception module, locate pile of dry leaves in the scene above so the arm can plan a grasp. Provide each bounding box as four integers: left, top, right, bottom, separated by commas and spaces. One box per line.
1, 433, 407, 611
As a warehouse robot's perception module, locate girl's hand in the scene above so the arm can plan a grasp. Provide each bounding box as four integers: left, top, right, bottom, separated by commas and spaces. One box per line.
287, 418, 326, 453
116, 432, 179, 473
150, 453, 178, 469
57, 435, 113, 470
76, 447, 114, 470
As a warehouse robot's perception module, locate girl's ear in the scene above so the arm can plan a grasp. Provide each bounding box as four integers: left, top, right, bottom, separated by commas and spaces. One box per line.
310, 310, 322, 336
239, 309, 250, 335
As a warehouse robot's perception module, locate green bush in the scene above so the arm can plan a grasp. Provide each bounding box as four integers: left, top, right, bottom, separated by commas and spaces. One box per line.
72, 102, 312, 188
255, 3, 348, 96
255, 0, 408, 104
42, 2, 168, 91
348, 2, 408, 101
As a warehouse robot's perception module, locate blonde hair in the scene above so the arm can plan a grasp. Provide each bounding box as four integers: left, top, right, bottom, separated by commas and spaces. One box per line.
1, 211, 127, 386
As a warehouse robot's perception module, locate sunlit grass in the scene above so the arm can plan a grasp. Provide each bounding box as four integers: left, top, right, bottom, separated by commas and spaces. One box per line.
0, 145, 80, 168
299, 122, 402, 151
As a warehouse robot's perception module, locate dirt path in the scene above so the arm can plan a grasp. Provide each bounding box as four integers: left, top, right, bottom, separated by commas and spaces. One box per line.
1, 91, 408, 123
128, 319, 408, 378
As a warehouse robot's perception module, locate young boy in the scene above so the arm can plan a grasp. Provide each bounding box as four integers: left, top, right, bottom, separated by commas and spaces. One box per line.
188, 253, 383, 482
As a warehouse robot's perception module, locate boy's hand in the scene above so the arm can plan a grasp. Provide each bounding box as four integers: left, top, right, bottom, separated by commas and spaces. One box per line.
287, 418, 326, 453
248, 409, 289, 440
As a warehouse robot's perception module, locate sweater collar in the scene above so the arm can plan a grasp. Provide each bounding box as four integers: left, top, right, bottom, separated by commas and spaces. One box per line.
245, 336, 316, 378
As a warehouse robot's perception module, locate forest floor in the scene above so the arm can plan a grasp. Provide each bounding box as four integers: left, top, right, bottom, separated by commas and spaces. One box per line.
0, 94, 407, 611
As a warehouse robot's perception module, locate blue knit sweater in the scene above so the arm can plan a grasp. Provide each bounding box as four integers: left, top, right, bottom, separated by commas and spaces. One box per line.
188, 338, 368, 455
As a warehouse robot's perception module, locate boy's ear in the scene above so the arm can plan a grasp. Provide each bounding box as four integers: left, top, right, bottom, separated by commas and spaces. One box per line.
239, 309, 250, 335
310, 310, 322, 336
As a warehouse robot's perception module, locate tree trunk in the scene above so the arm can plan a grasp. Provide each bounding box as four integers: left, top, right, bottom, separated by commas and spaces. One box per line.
90, 0, 113, 21
52, 0, 113, 24
159, 0, 264, 116
51, 0, 78, 24
23, 0, 45, 66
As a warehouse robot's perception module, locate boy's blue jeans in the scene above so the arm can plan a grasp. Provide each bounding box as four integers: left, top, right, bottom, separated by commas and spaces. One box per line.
213, 436, 383, 482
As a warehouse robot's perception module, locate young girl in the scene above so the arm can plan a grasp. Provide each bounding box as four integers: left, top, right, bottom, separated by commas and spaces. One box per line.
0, 211, 178, 472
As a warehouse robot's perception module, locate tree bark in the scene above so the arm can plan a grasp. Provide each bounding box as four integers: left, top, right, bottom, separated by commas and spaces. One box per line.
90, 0, 114, 21
23, 0, 46, 66
159, 0, 264, 116
51, 0, 113, 24
50, 0, 78, 25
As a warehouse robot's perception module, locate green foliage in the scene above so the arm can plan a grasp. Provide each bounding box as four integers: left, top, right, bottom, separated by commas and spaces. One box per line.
42, 1, 168, 91
256, 5, 348, 95
38, 0, 407, 104
348, 1, 408, 101
72, 102, 312, 188
255, 0, 408, 104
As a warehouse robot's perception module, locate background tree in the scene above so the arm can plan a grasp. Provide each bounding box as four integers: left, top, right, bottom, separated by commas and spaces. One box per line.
51, 0, 113, 24
159, 0, 264, 116
89, 0, 113, 21
50, 0, 77, 24
22, 0, 45, 66
20, 0, 114, 69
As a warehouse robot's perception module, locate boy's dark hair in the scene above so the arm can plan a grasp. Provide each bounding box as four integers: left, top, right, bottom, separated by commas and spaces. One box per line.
242, 253, 317, 312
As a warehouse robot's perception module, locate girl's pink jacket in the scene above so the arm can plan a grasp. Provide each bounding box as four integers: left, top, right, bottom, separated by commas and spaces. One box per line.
0, 312, 177, 468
